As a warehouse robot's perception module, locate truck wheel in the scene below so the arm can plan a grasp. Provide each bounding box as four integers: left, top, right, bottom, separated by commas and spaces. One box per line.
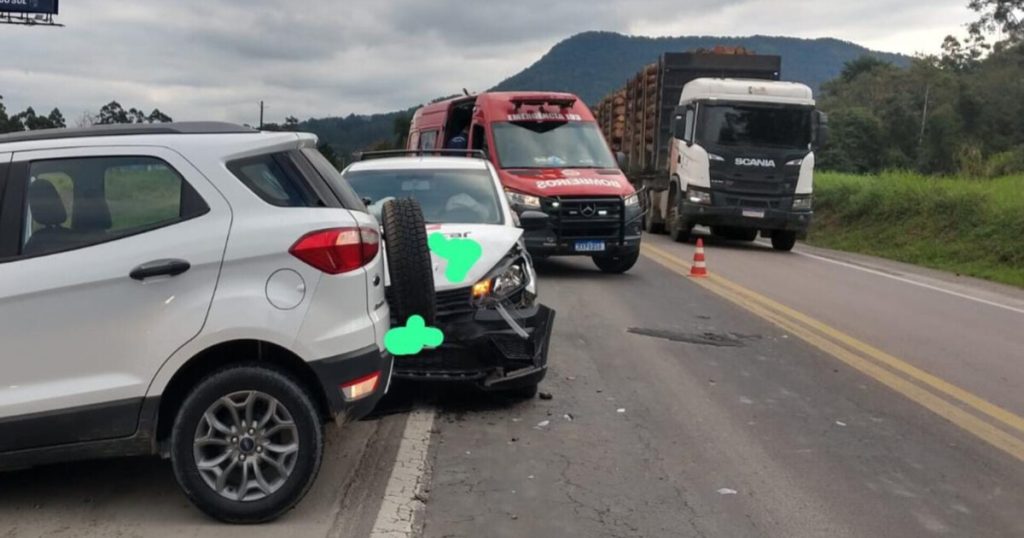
667, 188, 691, 243
170, 365, 324, 524
382, 198, 436, 325
771, 231, 798, 252
643, 193, 665, 234
593, 249, 640, 274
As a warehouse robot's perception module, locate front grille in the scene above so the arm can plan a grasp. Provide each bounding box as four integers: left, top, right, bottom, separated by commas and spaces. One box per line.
436, 287, 474, 317
542, 196, 624, 240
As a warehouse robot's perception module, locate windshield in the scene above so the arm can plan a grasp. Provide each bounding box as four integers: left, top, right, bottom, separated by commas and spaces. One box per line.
343, 168, 503, 225
492, 122, 618, 169
698, 104, 812, 150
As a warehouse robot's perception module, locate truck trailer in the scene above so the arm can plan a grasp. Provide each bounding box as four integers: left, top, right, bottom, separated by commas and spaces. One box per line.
595, 49, 828, 251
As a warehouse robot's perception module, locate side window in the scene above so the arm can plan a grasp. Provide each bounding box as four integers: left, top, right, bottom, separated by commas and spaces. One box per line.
408, 132, 420, 150
299, 148, 367, 211
418, 130, 438, 150
227, 153, 323, 208
684, 108, 696, 143
21, 156, 209, 258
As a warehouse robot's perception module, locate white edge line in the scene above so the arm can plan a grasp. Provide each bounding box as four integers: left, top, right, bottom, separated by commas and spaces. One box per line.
369, 408, 436, 538
796, 250, 1024, 316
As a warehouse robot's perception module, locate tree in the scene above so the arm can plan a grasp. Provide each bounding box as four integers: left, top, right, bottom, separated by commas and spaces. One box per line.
967, 0, 1024, 44
47, 108, 66, 128
838, 56, 895, 83
97, 101, 173, 124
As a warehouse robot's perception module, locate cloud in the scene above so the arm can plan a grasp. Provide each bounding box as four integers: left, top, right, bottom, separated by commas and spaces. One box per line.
0, 0, 975, 124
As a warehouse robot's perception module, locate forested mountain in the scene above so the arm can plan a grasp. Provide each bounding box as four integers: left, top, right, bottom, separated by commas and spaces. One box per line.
303, 32, 907, 162
492, 32, 910, 103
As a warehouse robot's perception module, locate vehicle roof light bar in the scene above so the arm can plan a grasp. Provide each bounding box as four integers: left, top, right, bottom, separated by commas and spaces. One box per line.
510, 96, 578, 110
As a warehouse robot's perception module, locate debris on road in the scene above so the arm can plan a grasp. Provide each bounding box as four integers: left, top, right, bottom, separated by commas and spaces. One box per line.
836, 421, 848, 427
563, 413, 574, 421
617, 408, 626, 414
535, 420, 550, 429
539, 391, 554, 400
717, 488, 739, 496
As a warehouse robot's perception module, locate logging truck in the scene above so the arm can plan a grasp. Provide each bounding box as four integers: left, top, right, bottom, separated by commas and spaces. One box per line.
595, 49, 829, 251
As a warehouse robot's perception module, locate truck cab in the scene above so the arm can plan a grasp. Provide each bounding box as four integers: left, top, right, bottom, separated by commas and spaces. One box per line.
665, 78, 828, 251
409, 92, 643, 273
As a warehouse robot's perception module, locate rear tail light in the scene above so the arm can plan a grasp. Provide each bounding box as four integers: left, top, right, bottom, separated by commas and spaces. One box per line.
290, 227, 380, 274
341, 371, 380, 401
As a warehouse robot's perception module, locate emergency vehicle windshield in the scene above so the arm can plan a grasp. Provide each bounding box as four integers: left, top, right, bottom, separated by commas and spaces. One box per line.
492, 122, 618, 169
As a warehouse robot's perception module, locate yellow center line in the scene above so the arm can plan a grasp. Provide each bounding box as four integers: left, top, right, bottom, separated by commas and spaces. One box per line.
640, 243, 1024, 463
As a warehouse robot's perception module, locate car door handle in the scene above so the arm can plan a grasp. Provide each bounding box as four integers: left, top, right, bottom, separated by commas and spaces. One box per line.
130, 259, 191, 281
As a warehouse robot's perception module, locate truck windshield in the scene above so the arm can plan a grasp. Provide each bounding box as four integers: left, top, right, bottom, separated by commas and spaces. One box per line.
343, 168, 503, 225
492, 122, 618, 169
698, 105, 812, 150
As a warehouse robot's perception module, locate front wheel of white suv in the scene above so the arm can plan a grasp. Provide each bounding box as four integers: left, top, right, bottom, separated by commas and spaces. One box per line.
170, 365, 324, 524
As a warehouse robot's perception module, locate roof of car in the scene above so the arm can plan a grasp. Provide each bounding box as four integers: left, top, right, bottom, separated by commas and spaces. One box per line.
0, 122, 257, 144
345, 156, 492, 173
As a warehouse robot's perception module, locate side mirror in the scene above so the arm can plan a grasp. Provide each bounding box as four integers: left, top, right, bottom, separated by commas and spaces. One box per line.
616, 151, 627, 170
813, 111, 830, 150
518, 210, 549, 231
672, 114, 686, 140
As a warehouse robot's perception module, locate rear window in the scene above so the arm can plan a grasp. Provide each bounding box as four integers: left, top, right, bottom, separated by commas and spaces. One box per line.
300, 148, 366, 211
227, 153, 323, 208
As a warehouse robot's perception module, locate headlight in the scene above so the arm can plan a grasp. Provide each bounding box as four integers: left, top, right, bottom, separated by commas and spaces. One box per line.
708, 153, 726, 162
793, 196, 813, 210
473, 259, 531, 301
687, 189, 712, 205
505, 190, 541, 209
786, 159, 804, 167
624, 193, 640, 208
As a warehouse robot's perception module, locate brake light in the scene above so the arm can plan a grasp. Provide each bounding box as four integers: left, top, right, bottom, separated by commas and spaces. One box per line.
341, 371, 380, 401
290, 227, 380, 274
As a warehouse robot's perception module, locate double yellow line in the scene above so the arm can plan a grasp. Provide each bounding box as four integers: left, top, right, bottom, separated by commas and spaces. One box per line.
641, 243, 1024, 463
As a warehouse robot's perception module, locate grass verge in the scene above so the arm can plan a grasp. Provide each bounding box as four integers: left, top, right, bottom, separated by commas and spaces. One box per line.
807, 171, 1024, 289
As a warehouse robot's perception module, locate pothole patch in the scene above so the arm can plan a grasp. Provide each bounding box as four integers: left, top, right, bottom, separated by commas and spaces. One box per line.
627, 327, 762, 348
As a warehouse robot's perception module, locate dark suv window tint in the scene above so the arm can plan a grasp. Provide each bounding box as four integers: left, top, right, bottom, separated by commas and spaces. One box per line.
20, 156, 208, 258
228, 153, 322, 208
300, 148, 366, 211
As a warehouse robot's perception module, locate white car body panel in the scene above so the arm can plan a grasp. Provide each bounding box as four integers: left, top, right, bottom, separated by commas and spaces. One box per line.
0, 146, 232, 418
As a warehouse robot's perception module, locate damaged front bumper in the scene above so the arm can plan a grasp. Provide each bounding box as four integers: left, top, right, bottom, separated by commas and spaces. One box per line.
393, 303, 556, 390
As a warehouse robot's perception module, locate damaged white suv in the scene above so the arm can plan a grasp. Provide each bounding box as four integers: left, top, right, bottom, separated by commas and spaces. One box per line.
342, 153, 556, 398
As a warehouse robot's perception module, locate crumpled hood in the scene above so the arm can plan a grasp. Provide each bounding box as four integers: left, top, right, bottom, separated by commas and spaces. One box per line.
425, 224, 523, 292
499, 168, 635, 197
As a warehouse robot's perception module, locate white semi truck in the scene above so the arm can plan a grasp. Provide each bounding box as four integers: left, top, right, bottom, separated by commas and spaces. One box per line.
596, 51, 829, 251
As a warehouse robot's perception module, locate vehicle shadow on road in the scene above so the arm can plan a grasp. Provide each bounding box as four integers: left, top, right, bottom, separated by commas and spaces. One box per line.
369, 380, 540, 419
659, 230, 782, 253
533, 258, 644, 281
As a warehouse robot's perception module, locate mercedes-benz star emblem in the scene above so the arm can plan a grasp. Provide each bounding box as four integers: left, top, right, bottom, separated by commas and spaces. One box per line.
581, 204, 597, 217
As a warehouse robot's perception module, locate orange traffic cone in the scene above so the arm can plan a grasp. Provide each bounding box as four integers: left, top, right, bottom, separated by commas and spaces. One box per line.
690, 238, 709, 278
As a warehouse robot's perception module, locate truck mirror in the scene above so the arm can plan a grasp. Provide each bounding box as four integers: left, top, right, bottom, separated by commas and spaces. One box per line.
616, 151, 627, 170
813, 111, 830, 150
672, 115, 686, 140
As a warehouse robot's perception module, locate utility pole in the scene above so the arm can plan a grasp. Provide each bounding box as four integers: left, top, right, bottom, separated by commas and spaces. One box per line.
917, 84, 931, 151
259, 101, 265, 130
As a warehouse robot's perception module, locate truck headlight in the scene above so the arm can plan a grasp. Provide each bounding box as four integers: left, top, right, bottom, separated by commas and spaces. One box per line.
624, 193, 640, 208
687, 189, 712, 205
786, 159, 804, 167
792, 196, 813, 210
505, 190, 541, 209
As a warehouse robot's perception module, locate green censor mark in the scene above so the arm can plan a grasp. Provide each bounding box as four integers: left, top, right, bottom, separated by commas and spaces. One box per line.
428, 232, 483, 284
385, 315, 445, 356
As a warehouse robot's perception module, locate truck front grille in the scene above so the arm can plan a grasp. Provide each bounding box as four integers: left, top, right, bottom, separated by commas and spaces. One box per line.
542, 197, 624, 240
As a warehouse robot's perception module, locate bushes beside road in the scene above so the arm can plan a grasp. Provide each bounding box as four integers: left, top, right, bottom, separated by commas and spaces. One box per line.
807, 172, 1024, 288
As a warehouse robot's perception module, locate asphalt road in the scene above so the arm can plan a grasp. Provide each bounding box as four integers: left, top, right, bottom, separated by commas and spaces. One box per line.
3, 235, 1023, 537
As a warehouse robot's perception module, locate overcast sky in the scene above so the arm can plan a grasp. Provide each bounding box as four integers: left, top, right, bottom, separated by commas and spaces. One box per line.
0, 0, 974, 125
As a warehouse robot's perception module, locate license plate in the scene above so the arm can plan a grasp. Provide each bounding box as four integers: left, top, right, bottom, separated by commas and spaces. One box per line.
574, 240, 606, 253
742, 209, 766, 219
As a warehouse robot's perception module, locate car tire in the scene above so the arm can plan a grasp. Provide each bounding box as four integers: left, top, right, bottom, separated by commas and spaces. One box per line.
382, 198, 437, 325
771, 231, 798, 252
593, 249, 640, 274
170, 365, 324, 524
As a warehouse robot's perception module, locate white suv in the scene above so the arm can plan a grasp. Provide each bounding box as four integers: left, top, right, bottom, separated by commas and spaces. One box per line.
0, 123, 429, 523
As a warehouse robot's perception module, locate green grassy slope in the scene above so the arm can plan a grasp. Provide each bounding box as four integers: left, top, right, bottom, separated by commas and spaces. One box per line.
808, 172, 1024, 288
